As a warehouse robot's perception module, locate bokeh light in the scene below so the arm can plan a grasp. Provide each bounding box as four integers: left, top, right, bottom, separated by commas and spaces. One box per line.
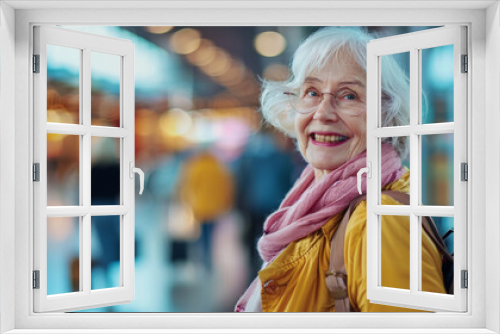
146, 26, 174, 34
159, 108, 193, 137
254, 31, 287, 57
169, 28, 202, 55
199, 49, 231, 77
186, 39, 217, 66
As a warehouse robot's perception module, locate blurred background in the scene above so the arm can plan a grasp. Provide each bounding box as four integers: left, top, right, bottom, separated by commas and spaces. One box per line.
45, 26, 455, 312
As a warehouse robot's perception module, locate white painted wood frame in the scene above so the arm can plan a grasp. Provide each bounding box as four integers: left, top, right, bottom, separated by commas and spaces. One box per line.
32, 26, 135, 312
1, 2, 499, 333
366, 26, 467, 312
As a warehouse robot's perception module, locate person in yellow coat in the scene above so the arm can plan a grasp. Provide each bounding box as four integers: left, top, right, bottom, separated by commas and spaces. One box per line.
179, 151, 234, 270
235, 27, 446, 312
180, 151, 234, 223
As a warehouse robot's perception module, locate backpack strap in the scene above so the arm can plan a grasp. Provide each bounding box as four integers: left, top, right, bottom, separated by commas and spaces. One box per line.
325, 194, 367, 312
325, 191, 454, 311
380, 191, 454, 264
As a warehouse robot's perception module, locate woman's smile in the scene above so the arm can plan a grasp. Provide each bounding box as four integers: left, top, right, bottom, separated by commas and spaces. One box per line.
310, 132, 349, 147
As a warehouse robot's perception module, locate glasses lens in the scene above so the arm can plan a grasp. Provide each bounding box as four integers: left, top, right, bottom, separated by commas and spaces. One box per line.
337, 98, 364, 116
285, 91, 365, 115
286, 92, 314, 114
285, 93, 300, 113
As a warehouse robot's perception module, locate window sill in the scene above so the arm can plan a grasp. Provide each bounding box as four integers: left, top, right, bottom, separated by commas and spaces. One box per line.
2, 329, 498, 334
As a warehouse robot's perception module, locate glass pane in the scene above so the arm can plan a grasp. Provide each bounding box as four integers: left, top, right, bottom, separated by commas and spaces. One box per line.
380, 215, 410, 291
91, 137, 121, 206
47, 134, 80, 206
380, 52, 410, 127
47, 44, 80, 124
47, 217, 80, 295
421, 216, 454, 295
91, 215, 121, 290
421, 45, 454, 124
380, 136, 410, 204
91, 52, 121, 127
421, 134, 454, 206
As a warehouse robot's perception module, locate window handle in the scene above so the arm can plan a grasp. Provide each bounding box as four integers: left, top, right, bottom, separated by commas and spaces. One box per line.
129, 162, 144, 195
357, 162, 371, 195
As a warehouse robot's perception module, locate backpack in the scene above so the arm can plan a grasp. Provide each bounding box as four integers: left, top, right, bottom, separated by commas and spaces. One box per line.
325, 190, 454, 312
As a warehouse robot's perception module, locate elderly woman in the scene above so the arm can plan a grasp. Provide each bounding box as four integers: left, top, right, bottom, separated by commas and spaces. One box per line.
235, 27, 446, 313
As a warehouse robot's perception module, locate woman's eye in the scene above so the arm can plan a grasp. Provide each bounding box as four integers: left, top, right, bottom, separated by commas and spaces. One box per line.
304, 89, 319, 98
340, 92, 357, 101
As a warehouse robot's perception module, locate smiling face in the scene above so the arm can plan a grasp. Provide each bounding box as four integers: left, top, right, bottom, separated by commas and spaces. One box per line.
294, 52, 367, 181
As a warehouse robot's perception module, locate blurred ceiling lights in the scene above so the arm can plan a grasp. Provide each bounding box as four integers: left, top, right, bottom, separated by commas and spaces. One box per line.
199, 49, 231, 76
186, 39, 217, 66
254, 31, 287, 57
146, 26, 174, 34
168, 28, 260, 102
169, 28, 202, 55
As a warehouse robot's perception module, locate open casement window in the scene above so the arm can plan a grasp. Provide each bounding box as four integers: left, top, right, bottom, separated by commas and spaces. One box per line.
33, 26, 139, 312
365, 26, 467, 312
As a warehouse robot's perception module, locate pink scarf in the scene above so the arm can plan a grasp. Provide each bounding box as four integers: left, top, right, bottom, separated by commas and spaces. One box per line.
235, 144, 405, 312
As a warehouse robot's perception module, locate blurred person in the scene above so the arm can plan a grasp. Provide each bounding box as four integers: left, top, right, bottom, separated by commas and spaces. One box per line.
179, 150, 235, 270
235, 127, 297, 282
235, 27, 446, 312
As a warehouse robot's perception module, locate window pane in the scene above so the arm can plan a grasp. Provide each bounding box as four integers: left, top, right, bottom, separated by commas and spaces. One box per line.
91, 215, 121, 290
380, 215, 410, 291
421, 134, 454, 206
47, 217, 80, 295
47, 44, 80, 124
421, 216, 454, 295
91, 52, 121, 127
380, 52, 410, 127
421, 45, 454, 124
381, 136, 410, 204
91, 137, 121, 206
47, 134, 80, 206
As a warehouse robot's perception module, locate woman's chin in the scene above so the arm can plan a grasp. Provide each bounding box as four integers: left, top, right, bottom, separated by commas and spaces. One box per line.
307, 155, 345, 173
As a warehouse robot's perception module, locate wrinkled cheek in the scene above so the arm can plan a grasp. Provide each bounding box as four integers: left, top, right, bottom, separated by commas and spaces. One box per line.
297, 136, 308, 160
294, 117, 310, 160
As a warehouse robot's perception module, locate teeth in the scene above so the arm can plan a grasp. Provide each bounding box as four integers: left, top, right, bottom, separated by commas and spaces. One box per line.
313, 134, 346, 143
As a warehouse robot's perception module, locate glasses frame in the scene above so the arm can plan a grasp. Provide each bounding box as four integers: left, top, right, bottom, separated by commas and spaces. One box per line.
283, 91, 365, 115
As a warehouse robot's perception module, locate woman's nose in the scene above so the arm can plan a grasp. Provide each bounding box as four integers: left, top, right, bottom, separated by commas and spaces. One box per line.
313, 95, 339, 121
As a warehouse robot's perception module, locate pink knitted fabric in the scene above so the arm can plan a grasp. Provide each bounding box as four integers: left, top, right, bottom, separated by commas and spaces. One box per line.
235, 144, 405, 312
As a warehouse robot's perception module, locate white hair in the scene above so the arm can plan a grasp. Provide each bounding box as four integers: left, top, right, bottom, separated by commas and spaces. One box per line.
260, 27, 410, 159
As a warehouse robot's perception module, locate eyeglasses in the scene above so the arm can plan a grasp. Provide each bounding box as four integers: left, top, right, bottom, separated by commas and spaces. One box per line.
284, 88, 365, 115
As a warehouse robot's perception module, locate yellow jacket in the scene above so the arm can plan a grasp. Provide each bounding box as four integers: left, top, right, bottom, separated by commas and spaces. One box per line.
180, 152, 234, 222
258, 171, 446, 312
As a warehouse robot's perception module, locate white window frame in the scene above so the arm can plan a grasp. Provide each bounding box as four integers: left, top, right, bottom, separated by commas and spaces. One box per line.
33, 25, 136, 313
366, 26, 467, 312
1, 1, 499, 333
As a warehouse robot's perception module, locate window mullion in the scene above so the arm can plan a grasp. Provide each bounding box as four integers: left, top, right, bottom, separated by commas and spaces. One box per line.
46, 123, 88, 135
373, 205, 454, 217
82, 214, 91, 293
82, 47, 92, 294
409, 47, 420, 295
413, 123, 454, 135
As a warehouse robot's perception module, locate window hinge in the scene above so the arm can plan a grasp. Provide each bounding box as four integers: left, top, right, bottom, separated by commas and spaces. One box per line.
33, 54, 40, 73
461, 54, 468, 73
33, 270, 40, 289
461, 270, 468, 289
461, 163, 468, 181
33, 163, 40, 182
